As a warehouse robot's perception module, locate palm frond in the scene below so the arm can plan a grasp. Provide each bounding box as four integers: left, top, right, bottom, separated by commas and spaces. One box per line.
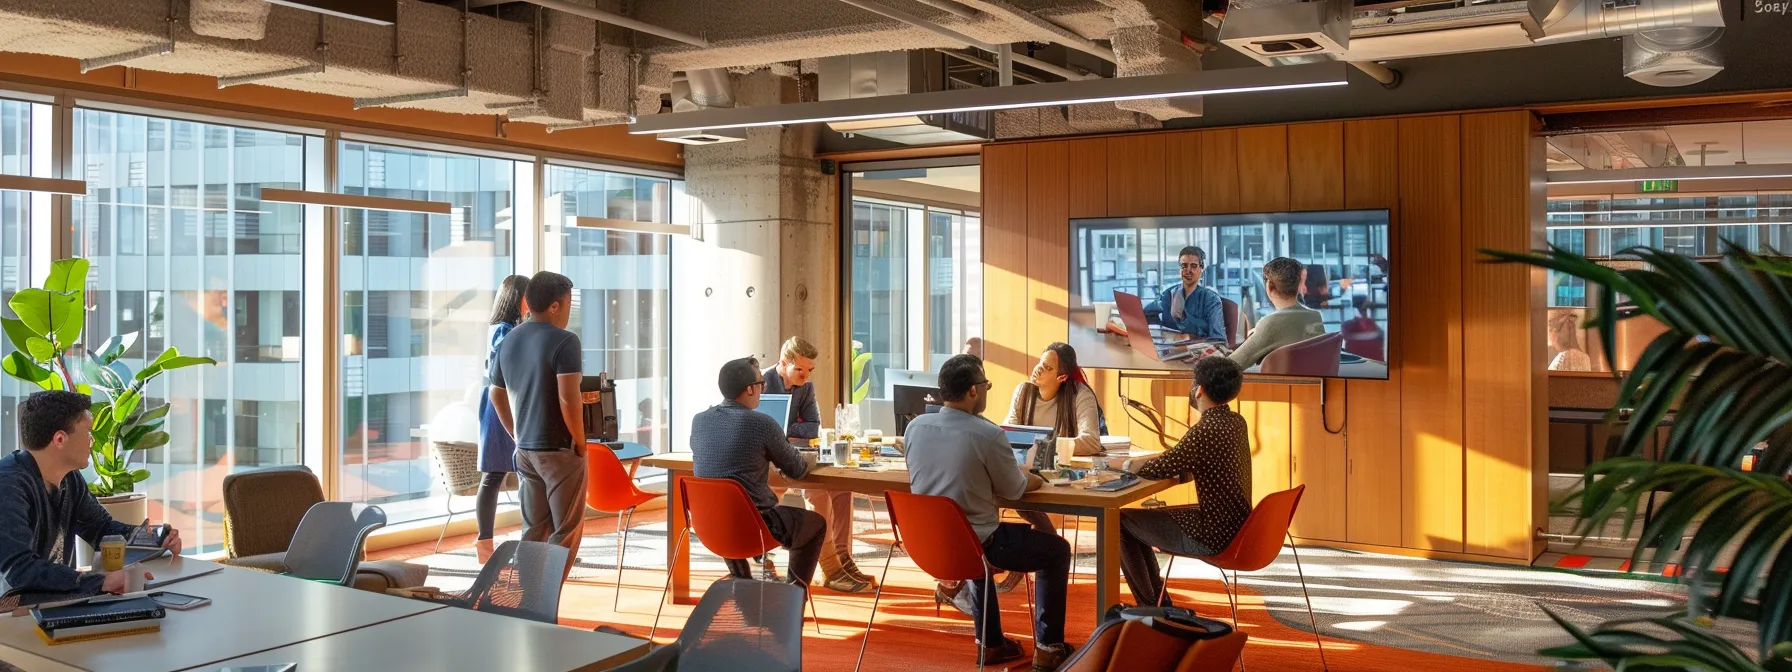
1538, 608, 1764, 672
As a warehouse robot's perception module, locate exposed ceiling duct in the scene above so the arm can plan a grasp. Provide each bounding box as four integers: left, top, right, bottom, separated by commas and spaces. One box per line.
817, 51, 995, 145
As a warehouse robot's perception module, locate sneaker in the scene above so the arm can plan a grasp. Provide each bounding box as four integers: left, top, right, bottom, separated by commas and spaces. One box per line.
842, 559, 877, 585
977, 637, 1028, 666
1031, 642, 1075, 671
758, 555, 782, 582
823, 572, 873, 594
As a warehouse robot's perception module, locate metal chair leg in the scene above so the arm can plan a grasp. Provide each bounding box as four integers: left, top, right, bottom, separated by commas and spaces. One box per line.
614, 507, 635, 612
1288, 534, 1329, 671
854, 543, 899, 672
1157, 556, 1175, 607
1070, 516, 1081, 584
978, 565, 992, 672
434, 495, 455, 554
1216, 569, 1246, 672
649, 528, 688, 643
809, 589, 824, 635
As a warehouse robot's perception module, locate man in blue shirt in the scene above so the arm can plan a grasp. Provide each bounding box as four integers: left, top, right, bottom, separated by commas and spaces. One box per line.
1144, 245, 1227, 341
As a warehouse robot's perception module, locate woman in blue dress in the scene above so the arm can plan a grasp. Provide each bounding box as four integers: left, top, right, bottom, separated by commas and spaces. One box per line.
475, 274, 530, 560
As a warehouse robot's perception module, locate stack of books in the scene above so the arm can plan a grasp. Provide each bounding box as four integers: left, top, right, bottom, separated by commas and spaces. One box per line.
32, 596, 165, 645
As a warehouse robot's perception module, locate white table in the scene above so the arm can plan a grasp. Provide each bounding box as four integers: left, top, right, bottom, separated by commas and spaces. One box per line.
0, 559, 444, 672
195, 607, 648, 672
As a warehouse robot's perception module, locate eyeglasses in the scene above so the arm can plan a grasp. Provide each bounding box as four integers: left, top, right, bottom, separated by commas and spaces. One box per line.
750, 379, 766, 389
1179, 262, 1205, 269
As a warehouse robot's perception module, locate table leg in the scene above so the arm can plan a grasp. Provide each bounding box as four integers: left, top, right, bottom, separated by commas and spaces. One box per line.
667, 470, 693, 606
1094, 508, 1122, 622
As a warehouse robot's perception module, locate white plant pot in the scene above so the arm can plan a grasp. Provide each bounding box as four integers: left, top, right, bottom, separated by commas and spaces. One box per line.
76, 492, 149, 568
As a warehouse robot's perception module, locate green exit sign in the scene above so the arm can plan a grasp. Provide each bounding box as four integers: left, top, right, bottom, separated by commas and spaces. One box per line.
1641, 179, 1679, 193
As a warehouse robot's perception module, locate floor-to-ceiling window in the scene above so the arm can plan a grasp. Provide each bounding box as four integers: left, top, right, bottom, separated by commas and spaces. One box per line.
336, 141, 517, 524
846, 162, 981, 404
0, 96, 50, 449
72, 108, 313, 553
546, 164, 674, 454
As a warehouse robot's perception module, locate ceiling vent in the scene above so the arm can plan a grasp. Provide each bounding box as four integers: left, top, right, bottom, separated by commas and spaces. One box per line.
1218, 0, 1353, 66
817, 51, 994, 145
655, 130, 747, 145
1624, 26, 1724, 87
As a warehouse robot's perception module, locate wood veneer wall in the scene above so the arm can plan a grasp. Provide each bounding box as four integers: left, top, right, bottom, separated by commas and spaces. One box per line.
980, 111, 1546, 562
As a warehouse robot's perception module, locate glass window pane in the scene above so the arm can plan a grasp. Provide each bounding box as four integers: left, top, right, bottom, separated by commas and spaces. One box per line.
72, 108, 310, 555
549, 165, 673, 455
338, 142, 514, 525
0, 98, 48, 453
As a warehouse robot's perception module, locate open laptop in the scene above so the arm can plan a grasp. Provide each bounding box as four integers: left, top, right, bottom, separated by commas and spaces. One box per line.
755, 393, 793, 433
892, 384, 944, 436
1112, 291, 1197, 362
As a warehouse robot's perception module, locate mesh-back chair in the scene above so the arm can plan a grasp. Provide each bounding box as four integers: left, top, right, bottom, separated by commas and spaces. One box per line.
586, 444, 661, 610
429, 440, 517, 553
1159, 485, 1327, 671
448, 540, 570, 625
675, 577, 805, 672
283, 502, 388, 586
858, 490, 1032, 672
608, 643, 680, 672
651, 477, 821, 643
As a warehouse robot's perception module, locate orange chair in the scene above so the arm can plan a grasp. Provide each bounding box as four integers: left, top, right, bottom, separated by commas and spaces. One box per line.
856, 490, 1032, 672
1158, 485, 1327, 671
651, 476, 821, 643
586, 445, 661, 611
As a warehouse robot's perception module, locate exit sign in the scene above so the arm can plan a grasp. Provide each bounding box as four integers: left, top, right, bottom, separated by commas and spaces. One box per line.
1641, 179, 1679, 193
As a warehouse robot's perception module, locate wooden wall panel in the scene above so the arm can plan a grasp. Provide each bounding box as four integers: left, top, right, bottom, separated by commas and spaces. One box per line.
1286, 120, 1348, 541
1237, 126, 1290, 212
1234, 125, 1293, 507
1343, 118, 1405, 548
1068, 138, 1109, 219
1027, 142, 1071, 360
1164, 132, 1204, 215
1461, 112, 1543, 560
1198, 130, 1240, 215
1106, 135, 1167, 217
1240, 384, 1292, 500
982, 143, 1032, 423
1398, 115, 1466, 553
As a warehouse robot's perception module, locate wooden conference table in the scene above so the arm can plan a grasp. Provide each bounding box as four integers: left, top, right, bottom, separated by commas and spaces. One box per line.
644, 452, 1179, 622
0, 555, 645, 672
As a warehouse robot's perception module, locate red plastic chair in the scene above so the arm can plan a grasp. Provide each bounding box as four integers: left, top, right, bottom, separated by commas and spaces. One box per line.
1221, 297, 1242, 349
1258, 332, 1343, 378
651, 477, 821, 643
1159, 485, 1328, 671
856, 490, 1031, 672
586, 445, 661, 611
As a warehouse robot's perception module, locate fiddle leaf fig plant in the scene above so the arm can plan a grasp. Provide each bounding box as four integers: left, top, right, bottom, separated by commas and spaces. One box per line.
2, 257, 215, 497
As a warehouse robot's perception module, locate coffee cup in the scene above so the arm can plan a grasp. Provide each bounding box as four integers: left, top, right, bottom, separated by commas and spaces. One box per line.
1093, 303, 1114, 331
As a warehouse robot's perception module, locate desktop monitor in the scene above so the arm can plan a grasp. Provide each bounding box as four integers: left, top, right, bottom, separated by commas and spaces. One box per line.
892, 384, 944, 435
884, 369, 941, 399
755, 394, 793, 433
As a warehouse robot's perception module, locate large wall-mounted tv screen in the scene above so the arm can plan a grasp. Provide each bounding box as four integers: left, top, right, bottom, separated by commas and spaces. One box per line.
1068, 210, 1391, 380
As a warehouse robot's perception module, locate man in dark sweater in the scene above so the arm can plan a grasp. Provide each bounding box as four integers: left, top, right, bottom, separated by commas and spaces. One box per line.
1116, 356, 1253, 608
690, 357, 825, 586
764, 336, 873, 593
1, 391, 183, 601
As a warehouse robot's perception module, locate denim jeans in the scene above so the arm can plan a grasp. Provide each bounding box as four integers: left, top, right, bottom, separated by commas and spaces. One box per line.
965, 522, 1070, 646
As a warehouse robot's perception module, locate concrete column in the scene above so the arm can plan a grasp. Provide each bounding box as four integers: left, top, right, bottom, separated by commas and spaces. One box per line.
670, 70, 837, 450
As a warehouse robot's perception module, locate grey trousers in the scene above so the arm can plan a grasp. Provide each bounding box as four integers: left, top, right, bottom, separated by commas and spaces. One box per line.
515, 448, 587, 563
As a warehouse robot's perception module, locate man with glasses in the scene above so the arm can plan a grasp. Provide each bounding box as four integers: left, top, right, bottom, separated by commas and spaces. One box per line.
904, 355, 1074, 671
690, 357, 827, 587
1144, 245, 1227, 342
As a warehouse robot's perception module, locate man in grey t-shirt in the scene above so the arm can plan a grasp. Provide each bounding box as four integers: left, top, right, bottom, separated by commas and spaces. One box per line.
1229, 257, 1326, 369
489, 271, 588, 561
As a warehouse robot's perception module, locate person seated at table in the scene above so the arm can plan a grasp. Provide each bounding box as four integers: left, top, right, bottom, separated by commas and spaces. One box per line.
992, 342, 1100, 589
1228, 256, 1325, 369
0, 391, 183, 600
765, 336, 875, 593
905, 355, 1075, 671
1116, 357, 1251, 608
1143, 246, 1226, 341
690, 357, 826, 587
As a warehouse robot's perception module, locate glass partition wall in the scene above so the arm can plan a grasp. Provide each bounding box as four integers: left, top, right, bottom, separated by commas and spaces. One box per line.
1, 92, 679, 549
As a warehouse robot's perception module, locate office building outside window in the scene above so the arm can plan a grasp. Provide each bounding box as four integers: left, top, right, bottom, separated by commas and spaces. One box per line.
72, 108, 313, 553
0, 97, 49, 453
337, 141, 516, 524
546, 165, 673, 454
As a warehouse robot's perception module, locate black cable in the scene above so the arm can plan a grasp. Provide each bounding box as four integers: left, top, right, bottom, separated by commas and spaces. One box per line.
1120, 395, 1186, 450
1321, 380, 1347, 435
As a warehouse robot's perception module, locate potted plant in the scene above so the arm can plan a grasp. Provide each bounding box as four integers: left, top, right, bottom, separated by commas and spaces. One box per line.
1483, 243, 1792, 670
2, 257, 215, 528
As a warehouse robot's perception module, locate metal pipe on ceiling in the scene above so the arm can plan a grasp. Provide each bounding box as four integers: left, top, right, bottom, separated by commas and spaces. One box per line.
468, 0, 710, 47
937, 49, 1044, 83
832, 0, 1103, 79
914, 0, 981, 19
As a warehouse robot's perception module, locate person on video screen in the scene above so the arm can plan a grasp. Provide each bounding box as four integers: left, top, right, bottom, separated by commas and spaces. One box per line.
1143, 246, 1226, 341
1229, 257, 1325, 369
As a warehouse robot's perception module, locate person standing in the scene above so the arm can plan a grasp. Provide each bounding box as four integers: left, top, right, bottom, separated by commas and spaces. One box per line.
1115, 357, 1252, 608
1144, 246, 1227, 341
474, 274, 529, 563
765, 337, 875, 593
690, 357, 827, 586
1548, 311, 1593, 372
905, 355, 1075, 671
488, 271, 589, 566
0, 391, 183, 600
1228, 257, 1326, 369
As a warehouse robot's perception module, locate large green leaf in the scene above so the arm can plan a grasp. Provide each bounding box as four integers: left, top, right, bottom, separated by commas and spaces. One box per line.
92, 332, 138, 365
42, 258, 88, 295
0, 316, 42, 355
1, 352, 52, 386
131, 431, 169, 451
8, 289, 77, 343
136, 347, 215, 382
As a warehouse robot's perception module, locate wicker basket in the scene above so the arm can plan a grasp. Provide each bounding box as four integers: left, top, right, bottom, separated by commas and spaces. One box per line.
431, 441, 517, 496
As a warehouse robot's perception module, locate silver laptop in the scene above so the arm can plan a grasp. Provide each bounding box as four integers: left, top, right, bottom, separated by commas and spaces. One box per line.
755, 393, 794, 433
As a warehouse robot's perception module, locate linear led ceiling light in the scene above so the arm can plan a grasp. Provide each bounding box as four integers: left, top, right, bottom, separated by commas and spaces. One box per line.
1547, 164, 1792, 185
0, 175, 86, 196
260, 188, 453, 216
627, 62, 1350, 136
265, 1, 397, 26
573, 216, 692, 237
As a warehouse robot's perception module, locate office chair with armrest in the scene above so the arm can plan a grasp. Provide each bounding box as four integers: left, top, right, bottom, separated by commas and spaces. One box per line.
1258, 332, 1343, 378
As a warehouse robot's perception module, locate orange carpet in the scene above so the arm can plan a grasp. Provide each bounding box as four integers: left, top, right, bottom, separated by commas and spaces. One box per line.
380, 514, 1549, 672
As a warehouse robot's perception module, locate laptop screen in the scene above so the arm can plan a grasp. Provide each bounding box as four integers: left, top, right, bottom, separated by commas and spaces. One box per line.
755, 394, 793, 433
